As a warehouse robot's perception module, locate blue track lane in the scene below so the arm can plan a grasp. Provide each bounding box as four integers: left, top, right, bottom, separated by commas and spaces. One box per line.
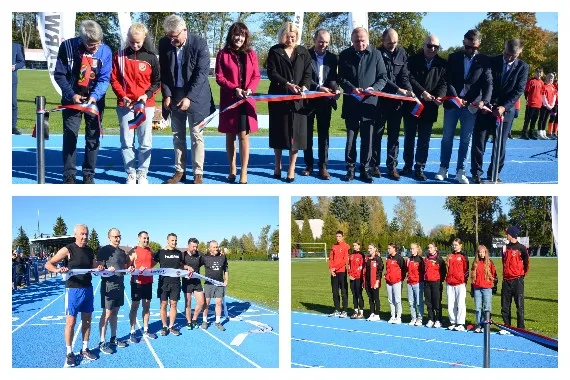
12, 135, 557, 184
291, 311, 557, 368
12, 277, 278, 368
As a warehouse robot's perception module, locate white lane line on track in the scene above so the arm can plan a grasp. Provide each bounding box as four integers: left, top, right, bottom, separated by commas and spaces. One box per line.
291, 362, 324, 368
292, 337, 479, 367
200, 328, 261, 368
12, 291, 65, 333
293, 322, 557, 358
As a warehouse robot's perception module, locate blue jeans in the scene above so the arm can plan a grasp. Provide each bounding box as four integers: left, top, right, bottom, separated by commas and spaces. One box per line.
407, 282, 424, 319
117, 106, 154, 174
440, 107, 477, 171
473, 287, 492, 326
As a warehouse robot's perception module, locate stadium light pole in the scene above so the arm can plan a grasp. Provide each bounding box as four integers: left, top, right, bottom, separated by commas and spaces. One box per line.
35, 96, 46, 184
483, 310, 491, 367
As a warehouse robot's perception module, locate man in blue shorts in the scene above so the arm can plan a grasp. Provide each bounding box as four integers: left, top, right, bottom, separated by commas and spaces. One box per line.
45, 224, 104, 367
201, 240, 228, 331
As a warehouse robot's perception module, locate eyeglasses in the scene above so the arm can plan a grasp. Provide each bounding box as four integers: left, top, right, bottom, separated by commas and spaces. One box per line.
464, 44, 479, 51
111, 235, 121, 238
84, 41, 101, 49
425, 44, 440, 50
167, 29, 185, 41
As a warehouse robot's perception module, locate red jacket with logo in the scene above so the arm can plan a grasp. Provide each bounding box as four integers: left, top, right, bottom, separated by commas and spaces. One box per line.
363, 255, 383, 288
385, 254, 405, 285
446, 252, 469, 286
472, 259, 497, 289
329, 241, 349, 273
424, 253, 446, 282
348, 251, 365, 280
406, 255, 425, 285
502, 241, 529, 280
525, 78, 544, 108
111, 47, 161, 107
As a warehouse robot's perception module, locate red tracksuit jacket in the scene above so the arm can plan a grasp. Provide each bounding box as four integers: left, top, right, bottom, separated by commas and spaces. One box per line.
348, 251, 365, 280
472, 259, 497, 289
406, 255, 425, 285
329, 241, 350, 273
446, 252, 469, 286
385, 254, 405, 285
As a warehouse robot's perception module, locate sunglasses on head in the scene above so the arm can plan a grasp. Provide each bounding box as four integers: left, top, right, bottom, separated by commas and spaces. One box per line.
426, 44, 439, 50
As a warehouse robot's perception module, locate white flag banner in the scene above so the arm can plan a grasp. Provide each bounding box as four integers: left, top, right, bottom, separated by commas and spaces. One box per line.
37, 12, 76, 96
117, 12, 132, 47
293, 12, 304, 43
552, 196, 558, 253
348, 12, 368, 41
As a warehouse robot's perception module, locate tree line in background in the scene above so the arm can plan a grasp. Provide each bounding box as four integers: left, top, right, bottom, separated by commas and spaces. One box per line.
12, 12, 557, 75
291, 196, 554, 256
12, 216, 279, 260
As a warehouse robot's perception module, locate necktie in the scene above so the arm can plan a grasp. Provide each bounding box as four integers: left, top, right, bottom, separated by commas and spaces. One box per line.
502, 62, 509, 84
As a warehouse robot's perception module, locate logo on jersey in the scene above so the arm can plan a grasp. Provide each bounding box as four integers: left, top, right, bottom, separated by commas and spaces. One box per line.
139, 62, 147, 71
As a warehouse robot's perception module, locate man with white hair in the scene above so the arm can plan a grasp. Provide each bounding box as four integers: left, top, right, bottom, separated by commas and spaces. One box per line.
54, 20, 112, 184
45, 224, 104, 367
159, 14, 215, 184
201, 240, 228, 331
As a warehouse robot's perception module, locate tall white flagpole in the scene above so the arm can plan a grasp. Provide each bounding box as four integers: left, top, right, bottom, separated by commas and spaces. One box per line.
293, 12, 304, 44
117, 12, 132, 47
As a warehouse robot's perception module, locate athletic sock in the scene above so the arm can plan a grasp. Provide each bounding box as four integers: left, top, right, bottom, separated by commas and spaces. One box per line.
100, 337, 105, 343
66, 346, 72, 354
216, 316, 221, 323
131, 328, 136, 334
82, 341, 88, 351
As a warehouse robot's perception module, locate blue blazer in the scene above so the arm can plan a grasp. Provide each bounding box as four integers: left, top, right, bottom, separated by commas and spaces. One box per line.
12, 42, 25, 83
485, 54, 529, 111
444, 50, 491, 107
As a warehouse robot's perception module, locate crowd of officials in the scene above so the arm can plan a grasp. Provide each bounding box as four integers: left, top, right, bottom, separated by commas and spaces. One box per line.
327, 227, 529, 334
12, 15, 556, 184
44, 224, 228, 367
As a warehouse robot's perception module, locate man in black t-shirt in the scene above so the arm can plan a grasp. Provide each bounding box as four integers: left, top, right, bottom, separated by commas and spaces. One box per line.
201, 240, 228, 331
182, 237, 205, 330
45, 224, 104, 367
153, 233, 184, 336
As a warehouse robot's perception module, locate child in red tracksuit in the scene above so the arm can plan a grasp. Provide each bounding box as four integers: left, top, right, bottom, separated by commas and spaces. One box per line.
363, 244, 383, 321
385, 243, 406, 324
424, 242, 446, 328
328, 230, 350, 317
446, 238, 469, 331
348, 241, 366, 319
406, 243, 425, 326
470, 245, 497, 333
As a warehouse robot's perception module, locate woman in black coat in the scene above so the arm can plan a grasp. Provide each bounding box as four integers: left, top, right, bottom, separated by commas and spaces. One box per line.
267, 21, 312, 182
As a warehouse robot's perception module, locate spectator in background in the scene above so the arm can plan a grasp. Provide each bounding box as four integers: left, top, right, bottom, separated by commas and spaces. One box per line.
54, 20, 112, 184
547, 75, 558, 139
111, 23, 160, 185
12, 41, 25, 135
470, 245, 497, 333
385, 243, 405, 324
328, 230, 350, 317
348, 241, 365, 319
520, 68, 543, 139
215, 22, 261, 184
446, 238, 469, 331
537, 73, 557, 139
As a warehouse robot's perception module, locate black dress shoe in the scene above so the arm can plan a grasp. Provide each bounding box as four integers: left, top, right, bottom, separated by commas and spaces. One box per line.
227, 174, 236, 183
414, 170, 427, 181
521, 133, 529, 140
272, 170, 281, 179
471, 174, 481, 184
12, 127, 21, 135
286, 177, 295, 183
82, 175, 95, 184
371, 167, 382, 178
360, 172, 373, 183
388, 169, 401, 181
400, 166, 412, 175
63, 175, 76, 184
345, 170, 355, 182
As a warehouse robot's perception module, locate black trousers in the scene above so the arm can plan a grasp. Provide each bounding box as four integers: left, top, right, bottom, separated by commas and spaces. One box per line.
331, 272, 348, 311
501, 277, 525, 328
304, 103, 332, 169
521, 106, 541, 134
62, 98, 105, 177
402, 115, 433, 171
365, 286, 380, 315
538, 106, 551, 131
12, 82, 18, 129
471, 108, 515, 178
424, 281, 443, 322
350, 279, 364, 311
372, 104, 403, 171
345, 118, 374, 172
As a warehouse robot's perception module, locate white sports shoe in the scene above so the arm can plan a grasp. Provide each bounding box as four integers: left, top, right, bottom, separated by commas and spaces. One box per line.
408, 318, 417, 326
434, 321, 442, 328
434, 166, 448, 180
366, 313, 376, 321
126, 172, 136, 184
455, 169, 469, 184
415, 319, 423, 326
388, 317, 396, 324
448, 324, 456, 331
455, 324, 466, 332
137, 171, 149, 184
426, 320, 434, 328
372, 314, 381, 322
498, 329, 511, 335
394, 317, 402, 324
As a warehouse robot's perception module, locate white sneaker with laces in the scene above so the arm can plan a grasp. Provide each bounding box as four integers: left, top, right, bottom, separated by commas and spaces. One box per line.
366, 313, 375, 321
372, 314, 381, 322
426, 320, 434, 328
126, 172, 136, 184
137, 171, 149, 184
408, 318, 417, 326
415, 319, 423, 326
455, 324, 466, 332
388, 317, 396, 324
448, 324, 456, 331
455, 169, 469, 184
434, 321, 442, 328
394, 317, 402, 324
498, 329, 511, 335
434, 166, 447, 181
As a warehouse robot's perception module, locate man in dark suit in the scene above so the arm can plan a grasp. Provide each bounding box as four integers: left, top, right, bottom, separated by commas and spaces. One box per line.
402, 35, 447, 181
301, 29, 338, 180
470, 39, 529, 183
436, 29, 491, 184
159, 14, 214, 185
338, 27, 387, 183
372, 28, 414, 181
12, 42, 25, 135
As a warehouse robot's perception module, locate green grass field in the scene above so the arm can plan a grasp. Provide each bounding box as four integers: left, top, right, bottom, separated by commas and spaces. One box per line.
292, 257, 558, 338
15, 69, 529, 137
226, 260, 278, 310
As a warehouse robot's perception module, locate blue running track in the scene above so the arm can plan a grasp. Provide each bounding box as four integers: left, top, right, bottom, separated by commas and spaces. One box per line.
291, 311, 557, 368
12, 135, 557, 184
12, 277, 278, 368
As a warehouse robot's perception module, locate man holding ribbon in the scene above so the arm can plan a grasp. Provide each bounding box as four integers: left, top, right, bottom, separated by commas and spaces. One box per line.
201, 240, 229, 331
54, 20, 112, 184
182, 237, 205, 330
45, 224, 104, 367
111, 23, 160, 185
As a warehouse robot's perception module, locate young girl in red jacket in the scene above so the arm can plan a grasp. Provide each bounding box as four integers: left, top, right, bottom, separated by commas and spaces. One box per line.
348, 241, 366, 319
363, 244, 383, 321
406, 243, 425, 326
470, 245, 497, 333
385, 243, 406, 324
446, 238, 469, 331
424, 242, 446, 328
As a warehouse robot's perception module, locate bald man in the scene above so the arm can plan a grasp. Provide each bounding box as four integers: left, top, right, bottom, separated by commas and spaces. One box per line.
338, 27, 387, 183
401, 35, 447, 181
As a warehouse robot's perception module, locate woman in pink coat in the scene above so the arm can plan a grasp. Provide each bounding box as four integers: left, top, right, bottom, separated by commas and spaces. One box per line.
215, 22, 261, 184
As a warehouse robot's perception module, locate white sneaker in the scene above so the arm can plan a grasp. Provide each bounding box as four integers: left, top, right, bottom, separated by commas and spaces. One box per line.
408, 318, 417, 326
137, 171, 149, 184
426, 320, 434, 328
455, 324, 466, 332
434, 321, 442, 328
415, 319, 423, 326
388, 317, 396, 324
455, 169, 469, 184
448, 324, 456, 331
372, 314, 381, 322
498, 329, 511, 335
126, 172, 136, 184
366, 313, 375, 321
394, 317, 402, 324
434, 166, 447, 180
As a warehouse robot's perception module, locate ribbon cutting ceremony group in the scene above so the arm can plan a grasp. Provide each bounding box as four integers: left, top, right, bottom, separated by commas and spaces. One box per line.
13, 13, 557, 184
